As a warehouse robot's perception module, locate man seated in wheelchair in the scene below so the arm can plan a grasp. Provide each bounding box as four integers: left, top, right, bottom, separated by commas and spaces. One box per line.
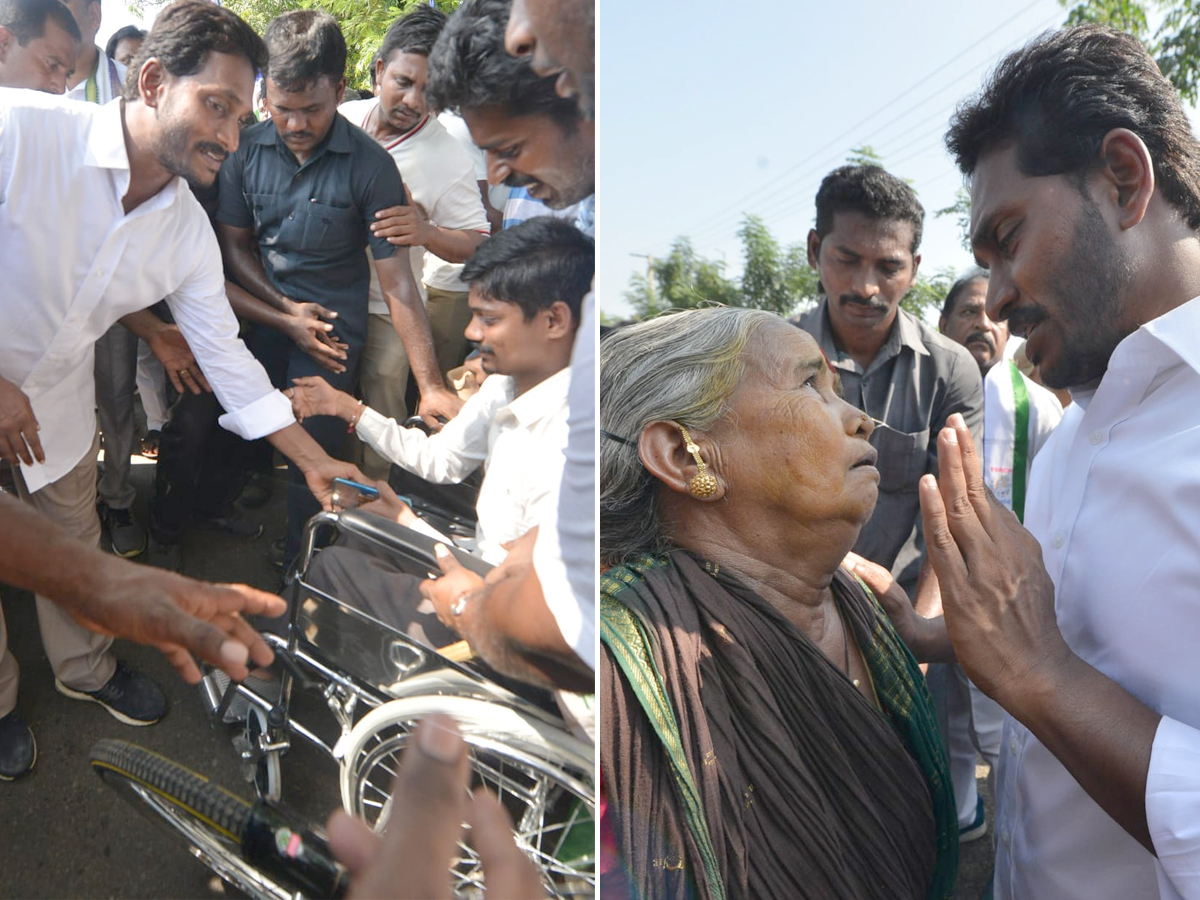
288, 217, 593, 650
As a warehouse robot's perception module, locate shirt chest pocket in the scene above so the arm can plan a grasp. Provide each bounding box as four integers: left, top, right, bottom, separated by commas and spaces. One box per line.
247, 194, 359, 250
872, 424, 930, 494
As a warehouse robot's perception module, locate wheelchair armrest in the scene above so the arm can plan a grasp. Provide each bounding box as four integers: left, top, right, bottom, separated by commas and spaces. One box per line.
333, 508, 494, 579
401, 415, 432, 434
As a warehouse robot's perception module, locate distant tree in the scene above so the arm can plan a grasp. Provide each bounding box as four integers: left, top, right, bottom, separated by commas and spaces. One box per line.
1062, 0, 1200, 103
935, 186, 973, 254
738, 215, 816, 315
622, 238, 741, 318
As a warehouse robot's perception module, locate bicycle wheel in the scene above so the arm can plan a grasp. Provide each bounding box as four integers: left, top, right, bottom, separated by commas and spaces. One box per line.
89, 739, 292, 900
337, 695, 596, 898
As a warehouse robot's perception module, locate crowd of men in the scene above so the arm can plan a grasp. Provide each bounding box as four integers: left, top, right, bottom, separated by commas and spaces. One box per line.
0, 9, 596, 887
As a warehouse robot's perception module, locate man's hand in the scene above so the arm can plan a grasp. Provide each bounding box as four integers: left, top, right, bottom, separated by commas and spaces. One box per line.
148, 325, 212, 395
359, 481, 419, 527
283, 300, 349, 375
417, 385, 464, 431
288, 376, 354, 423
421, 542, 486, 630
301, 456, 372, 512
0, 375, 43, 465
369, 186, 433, 248
74, 565, 286, 684
919, 412, 1069, 705
326, 714, 544, 900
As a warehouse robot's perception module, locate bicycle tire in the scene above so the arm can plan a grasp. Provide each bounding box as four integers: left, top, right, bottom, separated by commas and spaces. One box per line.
337, 695, 596, 898
89, 739, 292, 900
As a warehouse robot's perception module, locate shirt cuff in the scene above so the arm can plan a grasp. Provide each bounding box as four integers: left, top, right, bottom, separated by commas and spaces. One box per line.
533, 503, 596, 672
1146, 716, 1200, 894
217, 390, 295, 441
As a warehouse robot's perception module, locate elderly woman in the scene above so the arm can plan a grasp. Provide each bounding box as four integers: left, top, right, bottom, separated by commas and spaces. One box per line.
599, 307, 957, 900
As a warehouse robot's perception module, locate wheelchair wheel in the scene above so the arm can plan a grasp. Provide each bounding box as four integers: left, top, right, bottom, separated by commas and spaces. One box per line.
246, 705, 282, 804
338, 695, 596, 898
89, 739, 292, 900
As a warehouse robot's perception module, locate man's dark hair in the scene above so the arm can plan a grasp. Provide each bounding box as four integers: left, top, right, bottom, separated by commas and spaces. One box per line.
940, 267, 989, 319
426, 0, 578, 132
104, 23, 144, 60
946, 25, 1200, 230
0, 0, 80, 46
122, 0, 265, 101
263, 8, 345, 91
462, 218, 594, 321
378, 5, 445, 65
814, 165, 925, 255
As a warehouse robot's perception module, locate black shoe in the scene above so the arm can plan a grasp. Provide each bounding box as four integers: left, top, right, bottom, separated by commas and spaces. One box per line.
100, 504, 148, 559
195, 509, 264, 539
56, 661, 166, 726
0, 712, 35, 780
269, 537, 288, 572
238, 473, 274, 510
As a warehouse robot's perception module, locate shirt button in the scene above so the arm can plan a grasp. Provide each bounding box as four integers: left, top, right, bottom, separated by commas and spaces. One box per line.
1089, 430, 1103, 445
1002, 831, 1011, 847
1052, 531, 1065, 549
1009, 735, 1018, 753
288, 212, 295, 220
96, 268, 105, 278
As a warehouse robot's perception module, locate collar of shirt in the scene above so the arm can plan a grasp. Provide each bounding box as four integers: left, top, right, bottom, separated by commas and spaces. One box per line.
497, 367, 572, 431
84, 98, 181, 214
254, 112, 355, 168
809, 298, 929, 373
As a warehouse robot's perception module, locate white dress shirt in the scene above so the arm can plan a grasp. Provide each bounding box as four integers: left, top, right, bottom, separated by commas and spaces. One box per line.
354, 367, 571, 565
994, 293, 1200, 900
0, 89, 293, 492
532, 292, 596, 671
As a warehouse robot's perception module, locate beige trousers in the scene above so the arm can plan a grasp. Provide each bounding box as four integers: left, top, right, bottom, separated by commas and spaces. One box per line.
358, 288, 472, 481
0, 432, 115, 717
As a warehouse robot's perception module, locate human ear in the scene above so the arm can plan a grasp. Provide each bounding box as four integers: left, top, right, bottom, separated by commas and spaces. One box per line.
639, 421, 725, 502
544, 300, 573, 338
138, 57, 165, 108
806, 228, 821, 269
0, 25, 12, 61
1099, 128, 1154, 231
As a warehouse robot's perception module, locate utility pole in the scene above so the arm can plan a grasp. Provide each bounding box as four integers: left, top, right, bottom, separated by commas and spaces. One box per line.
630, 252, 656, 308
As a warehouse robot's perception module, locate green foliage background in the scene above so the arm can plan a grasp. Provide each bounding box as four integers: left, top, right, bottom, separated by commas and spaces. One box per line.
128, 0, 463, 91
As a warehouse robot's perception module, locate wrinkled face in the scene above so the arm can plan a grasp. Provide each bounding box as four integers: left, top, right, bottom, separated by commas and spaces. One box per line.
505, 0, 594, 118
151, 51, 255, 190
970, 144, 1131, 389
940, 278, 1008, 374
0, 20, 79, 93
375, 50, 427, 136
463, 287, 558, 379
809, 211, 920, 348
712, 321, 879, 529
463, 105, 594, 209
112, 35, 142, 68
264, 75, 344, 160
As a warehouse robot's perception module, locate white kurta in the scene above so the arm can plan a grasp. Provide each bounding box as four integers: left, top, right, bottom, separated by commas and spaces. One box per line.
995, 293, 1200, 900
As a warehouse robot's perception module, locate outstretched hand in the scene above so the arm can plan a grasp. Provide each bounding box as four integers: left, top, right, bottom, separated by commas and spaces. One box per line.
919, 412, 1069, 705
326, 714, 544, 899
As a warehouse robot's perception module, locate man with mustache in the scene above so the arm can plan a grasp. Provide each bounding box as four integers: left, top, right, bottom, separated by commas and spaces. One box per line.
794, 165, 983, 605
0, 0, 367, 777
216, 9, 462, 569
933, 266, 1062, 847
338, 5, 491, 481
425, 0, 594, 238
0, 0, 79, 93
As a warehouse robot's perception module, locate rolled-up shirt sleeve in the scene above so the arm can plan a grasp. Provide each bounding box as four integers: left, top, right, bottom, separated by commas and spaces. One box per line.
165, 224, 294, 440
1147, 715, 1200, 897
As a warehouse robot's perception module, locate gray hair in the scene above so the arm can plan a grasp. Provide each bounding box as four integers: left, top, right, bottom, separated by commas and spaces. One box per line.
601, 306, 780, 566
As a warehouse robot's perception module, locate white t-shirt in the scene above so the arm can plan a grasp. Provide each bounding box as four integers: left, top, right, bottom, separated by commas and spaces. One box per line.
995, 293, 1200, 899
340, 101, 488, 309
981, 359, 1062, 515
0, 89, 292, 492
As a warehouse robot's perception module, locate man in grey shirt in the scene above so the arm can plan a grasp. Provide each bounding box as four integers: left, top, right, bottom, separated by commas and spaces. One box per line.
795, 165, 983, 596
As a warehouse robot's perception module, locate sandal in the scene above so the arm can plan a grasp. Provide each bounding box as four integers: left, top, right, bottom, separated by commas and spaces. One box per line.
140, 430, 160, 459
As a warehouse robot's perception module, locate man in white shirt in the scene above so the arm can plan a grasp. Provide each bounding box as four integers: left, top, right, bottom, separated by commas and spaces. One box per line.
339, 6, 491, 480
933, 267, 1062, 843
916, 24, 1200, 899
290, 218, 591, 667
426, 0, 594, 236
0, 0, 78, 93
0, 0, 364, 778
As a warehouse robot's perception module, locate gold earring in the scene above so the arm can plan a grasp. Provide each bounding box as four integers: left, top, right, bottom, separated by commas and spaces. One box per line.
679, 425, 718, 498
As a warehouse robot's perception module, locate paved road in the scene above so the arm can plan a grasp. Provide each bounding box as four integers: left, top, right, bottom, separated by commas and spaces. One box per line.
0, 459, 343, 899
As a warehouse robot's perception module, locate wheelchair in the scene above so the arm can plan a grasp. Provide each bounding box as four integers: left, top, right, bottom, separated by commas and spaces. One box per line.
185, 507, 596, 898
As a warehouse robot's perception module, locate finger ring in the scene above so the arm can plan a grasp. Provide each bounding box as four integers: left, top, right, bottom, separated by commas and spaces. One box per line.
178, 369, 188, 377
450, 594, 468, 616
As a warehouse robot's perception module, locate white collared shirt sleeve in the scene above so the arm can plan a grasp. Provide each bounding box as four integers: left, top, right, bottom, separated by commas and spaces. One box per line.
1147, 716, 1200, 898
353, 378, 504, 484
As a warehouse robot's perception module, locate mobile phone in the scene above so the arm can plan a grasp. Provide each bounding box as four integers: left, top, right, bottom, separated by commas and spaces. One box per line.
330, 477, 381, 510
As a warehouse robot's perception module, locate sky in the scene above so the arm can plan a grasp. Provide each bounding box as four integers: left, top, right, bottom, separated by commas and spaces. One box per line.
96, 0, 151, 49
595, 0, 1081, 321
